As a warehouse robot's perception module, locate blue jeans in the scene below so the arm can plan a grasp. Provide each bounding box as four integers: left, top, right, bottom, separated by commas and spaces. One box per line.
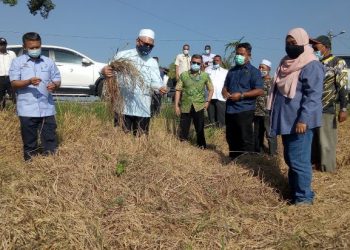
282, 129, 315, 204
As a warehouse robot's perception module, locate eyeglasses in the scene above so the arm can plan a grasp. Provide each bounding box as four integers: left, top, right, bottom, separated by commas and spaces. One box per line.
191, 62, 201, 65
138, 39, 154, 48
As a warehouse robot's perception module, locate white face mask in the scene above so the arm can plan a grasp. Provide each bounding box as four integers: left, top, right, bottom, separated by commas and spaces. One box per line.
183, 49, 189, 55
205, 49, 210, 54
260, 70, 269, 77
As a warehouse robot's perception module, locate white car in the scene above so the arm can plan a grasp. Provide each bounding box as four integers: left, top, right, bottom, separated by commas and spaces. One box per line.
8, 45, 106, 96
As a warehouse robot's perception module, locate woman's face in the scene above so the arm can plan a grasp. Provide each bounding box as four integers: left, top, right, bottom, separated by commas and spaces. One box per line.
286, 35, 297, 46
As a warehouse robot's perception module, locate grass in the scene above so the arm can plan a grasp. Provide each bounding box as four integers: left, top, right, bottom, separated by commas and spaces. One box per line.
0, 101, 350, 249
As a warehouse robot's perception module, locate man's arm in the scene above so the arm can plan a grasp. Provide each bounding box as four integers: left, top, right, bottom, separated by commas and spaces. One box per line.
11, 78, 41, 89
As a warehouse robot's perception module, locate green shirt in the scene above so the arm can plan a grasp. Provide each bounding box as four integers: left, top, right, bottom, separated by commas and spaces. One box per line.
176, 70, 213, 113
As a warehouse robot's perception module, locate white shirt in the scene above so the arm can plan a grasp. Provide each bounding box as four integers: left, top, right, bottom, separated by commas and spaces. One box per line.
174, 53, 191, 75
0, 50, 16, 76
206, 66, 228, 101
202, 53, 216, 67
113, 48, 164, 118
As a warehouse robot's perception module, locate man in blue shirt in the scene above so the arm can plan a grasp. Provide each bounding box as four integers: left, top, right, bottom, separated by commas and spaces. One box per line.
222, 43, 263, 159
9, 32, 61, 161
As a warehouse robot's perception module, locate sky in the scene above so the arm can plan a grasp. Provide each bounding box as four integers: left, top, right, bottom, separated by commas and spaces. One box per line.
1, 0, 350, 72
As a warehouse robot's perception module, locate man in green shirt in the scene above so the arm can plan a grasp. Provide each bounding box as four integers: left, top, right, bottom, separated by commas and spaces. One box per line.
175, 54, 214, 148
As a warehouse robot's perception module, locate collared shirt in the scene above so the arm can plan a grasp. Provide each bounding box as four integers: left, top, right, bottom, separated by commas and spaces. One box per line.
174, 53, 191, 75
9, 54, 61, 117
202, 53, 216, 66
224, 62, 263, 114
0, 50, 16, 76
255, 77, 273, 116
176, 70, 213, 113
205, 66, 228, 101
270, 60, 324, 136
113, 48, 164, 118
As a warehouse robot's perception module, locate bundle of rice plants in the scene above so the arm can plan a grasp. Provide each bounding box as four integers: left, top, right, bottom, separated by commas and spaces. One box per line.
103, 58, 145, 120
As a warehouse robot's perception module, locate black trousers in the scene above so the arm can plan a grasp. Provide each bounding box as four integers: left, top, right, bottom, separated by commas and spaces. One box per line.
253, 115, 265, 152
207, 99, 226, 127
225, 110, 254, 159
19, 116, 58, 161
253, 115, 278, 155
0, 75, 15, 109
114, 113, 150, 136
151, 92, 162, 117
179, 106, 206, 148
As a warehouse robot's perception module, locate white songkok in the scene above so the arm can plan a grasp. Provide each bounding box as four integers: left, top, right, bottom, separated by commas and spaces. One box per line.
138, 29, 155, 39
260, 59, 272, 68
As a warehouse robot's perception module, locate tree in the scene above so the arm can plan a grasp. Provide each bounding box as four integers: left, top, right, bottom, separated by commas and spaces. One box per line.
1, 0, 55, 18
222, 37, 244, 69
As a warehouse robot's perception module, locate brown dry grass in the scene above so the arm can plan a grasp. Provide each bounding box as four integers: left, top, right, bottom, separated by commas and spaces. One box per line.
0, 105, 350, 249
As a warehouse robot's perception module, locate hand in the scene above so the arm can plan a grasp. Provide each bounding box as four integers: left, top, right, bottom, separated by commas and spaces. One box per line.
175, 106, 181, 116
30, 77, 41, 86
296, 122, 307, 134
204, 101, 210, 110
47, 83, 57, 92
229, 92, 242, 102
159, 86, 168, 95
338, 111, 347, 123
101, 66, 114, 78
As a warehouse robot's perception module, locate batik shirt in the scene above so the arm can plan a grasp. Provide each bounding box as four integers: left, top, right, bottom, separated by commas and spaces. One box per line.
321, 55, 348, 113
255, 77, 273, 116
176, 70, 213, 113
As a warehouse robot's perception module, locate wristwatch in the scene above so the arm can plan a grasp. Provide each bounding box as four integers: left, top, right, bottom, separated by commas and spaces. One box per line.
341, 108, 347, 112
240, 93, 245, 100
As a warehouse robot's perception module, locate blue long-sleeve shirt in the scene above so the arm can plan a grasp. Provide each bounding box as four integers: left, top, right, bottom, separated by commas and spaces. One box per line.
270, 60, 325, 136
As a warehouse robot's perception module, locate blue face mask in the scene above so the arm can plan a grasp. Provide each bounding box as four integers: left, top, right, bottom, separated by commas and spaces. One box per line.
27, 48, 41, 58
213, 64, 220, 69
235, 55, 245, 65
191, 63, 201, 71
314, 50, 323, 60
136, 44, 153, 56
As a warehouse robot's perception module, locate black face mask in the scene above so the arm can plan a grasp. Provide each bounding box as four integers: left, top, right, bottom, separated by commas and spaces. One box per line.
136, 44, 153, 56
285, 44, 304, 59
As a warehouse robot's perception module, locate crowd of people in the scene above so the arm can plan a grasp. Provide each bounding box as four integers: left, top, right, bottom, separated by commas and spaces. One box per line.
1, 26, 348, 205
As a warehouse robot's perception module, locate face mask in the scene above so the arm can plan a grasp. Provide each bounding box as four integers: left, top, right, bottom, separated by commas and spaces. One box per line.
183, 49, 189, 55
191, 63, 201, 71
285, 44, 304, 59
314, 50, 323, 60
205, 49, 210, 55
213, 64, 220, 69
260, 70, 268, 77
235, 55, 245, 65
136, 44, 153, 56
27, 48, 41, 58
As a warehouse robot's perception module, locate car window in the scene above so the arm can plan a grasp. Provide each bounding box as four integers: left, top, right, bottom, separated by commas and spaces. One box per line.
54, 49, 83, 64
41, 48, 49, 58
9, 47, 22, 56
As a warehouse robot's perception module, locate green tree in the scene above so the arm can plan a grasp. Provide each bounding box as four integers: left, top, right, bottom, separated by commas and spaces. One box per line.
1, 0, 55, 18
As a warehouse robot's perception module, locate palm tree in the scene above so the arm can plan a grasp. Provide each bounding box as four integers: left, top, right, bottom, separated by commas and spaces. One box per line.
222, 37, 244, 69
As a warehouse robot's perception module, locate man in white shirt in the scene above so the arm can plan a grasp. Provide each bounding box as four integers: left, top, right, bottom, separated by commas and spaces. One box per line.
0, 37, 16, 109
202, 45, 216, 69
174, 44, 191, 81
205, 55, 228, 127
101, 29, 167, 136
